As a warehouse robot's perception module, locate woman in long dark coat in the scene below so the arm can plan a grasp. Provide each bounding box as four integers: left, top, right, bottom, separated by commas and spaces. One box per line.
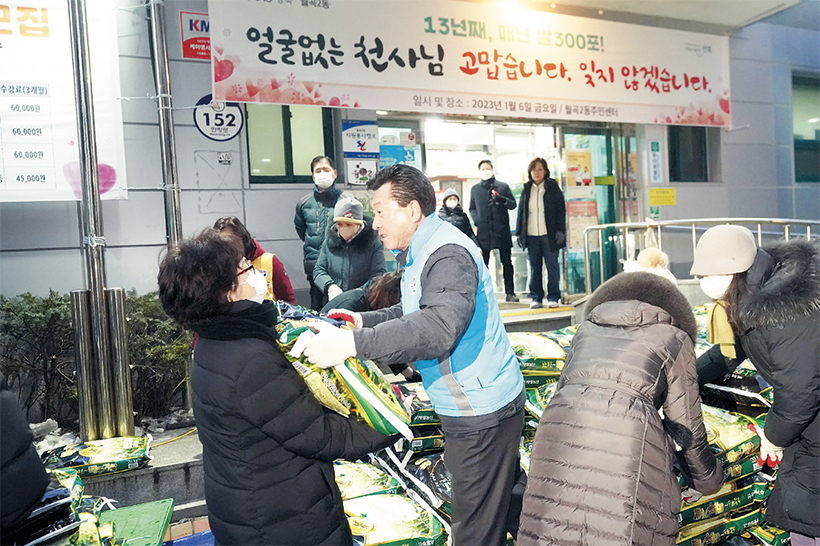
518, 272, 723, 546
158, 229, 396, 546
693, 225, 819, 544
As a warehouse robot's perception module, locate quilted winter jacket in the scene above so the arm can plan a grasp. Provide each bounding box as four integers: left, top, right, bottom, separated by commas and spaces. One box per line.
519, 272, 723, 546
437, 204, 476, 242
191, 303, 395, 546
697, 238, 820, 537
294, 185, 342, 274
313, 217, 386, 294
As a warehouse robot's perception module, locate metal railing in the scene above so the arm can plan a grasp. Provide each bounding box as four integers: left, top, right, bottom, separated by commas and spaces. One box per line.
582, 217, 820, 295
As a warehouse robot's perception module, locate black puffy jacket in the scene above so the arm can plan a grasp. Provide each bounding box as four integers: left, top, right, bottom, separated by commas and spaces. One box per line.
192, 301, 396, 546
697, 239, 820, 537
469, 177, 515, 250
515, 177, 566, 252
294, 185, 342, 274
0, 372, 49, 534
519, 273, 723, 546
437, 204, 476, 242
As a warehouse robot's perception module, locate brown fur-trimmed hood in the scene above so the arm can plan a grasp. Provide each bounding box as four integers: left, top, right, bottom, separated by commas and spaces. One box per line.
740, 238, 820, 329
585, 271, 698, 341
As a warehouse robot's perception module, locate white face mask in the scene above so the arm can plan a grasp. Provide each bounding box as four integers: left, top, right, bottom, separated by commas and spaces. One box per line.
240, 268, 268, 303
700, 274, 733, 300
479, 169, 494, 181
314, 171, 335, 189
445, 198, 458, 209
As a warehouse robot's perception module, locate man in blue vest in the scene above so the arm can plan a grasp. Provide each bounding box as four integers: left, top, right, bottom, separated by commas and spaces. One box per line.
304, 164, 526, 546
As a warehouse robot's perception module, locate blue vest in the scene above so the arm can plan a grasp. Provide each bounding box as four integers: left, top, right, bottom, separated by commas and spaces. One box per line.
401, 214, 524, 417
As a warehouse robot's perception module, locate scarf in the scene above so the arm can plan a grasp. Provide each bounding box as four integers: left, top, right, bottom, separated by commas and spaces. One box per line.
193, 300, 281, 346
707, 300, 737, 360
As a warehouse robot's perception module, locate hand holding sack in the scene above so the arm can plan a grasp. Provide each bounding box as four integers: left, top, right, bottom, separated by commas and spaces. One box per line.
304, 322, 356, 368
751, 424, 784, 468
327, 309, 363, 329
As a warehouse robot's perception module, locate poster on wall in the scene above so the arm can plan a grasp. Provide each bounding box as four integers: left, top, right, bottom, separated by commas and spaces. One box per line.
565, 149, 594, 187
208, 0, 731, 126
345, 159, 378, 186
180, 11, 210, 61
566, 199, 599, 252
0, 0, 127, 202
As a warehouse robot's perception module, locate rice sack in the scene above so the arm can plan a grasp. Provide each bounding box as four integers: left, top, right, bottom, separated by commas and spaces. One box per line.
334, 460, 403, 500
276, 318, 412, 439
344, 493, 446, 546
507, 332, 565, 373
393, 382, 440, 426
41, 437, 150, 477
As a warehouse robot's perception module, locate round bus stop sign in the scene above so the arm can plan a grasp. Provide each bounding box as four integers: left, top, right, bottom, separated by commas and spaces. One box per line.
193, 94, 243, 141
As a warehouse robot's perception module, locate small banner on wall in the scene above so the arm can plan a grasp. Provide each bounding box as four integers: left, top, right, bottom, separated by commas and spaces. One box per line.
180, 11, 210, 61
208, 0, 731, 126
0, 0, 127, 202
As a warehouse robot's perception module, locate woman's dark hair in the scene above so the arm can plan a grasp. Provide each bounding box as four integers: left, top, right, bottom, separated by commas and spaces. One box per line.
212, 216, 255, 259
310, 155, 336, 172
366, 269, 402, 310
723, 271, 749, 334
158, 229, 244, 329
368, 164, 436, 216
527, 157, 550, 180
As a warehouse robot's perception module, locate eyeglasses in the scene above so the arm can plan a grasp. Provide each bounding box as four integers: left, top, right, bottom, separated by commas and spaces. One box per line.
237, 258, 254, 278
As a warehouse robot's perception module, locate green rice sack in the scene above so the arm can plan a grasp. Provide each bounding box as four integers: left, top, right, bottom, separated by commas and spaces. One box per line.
745, 521, 792, 546
393, 382, 440, 426
522, 372, 559, 391
678, 474, 772, 527
676, 505, 765, 546
41, 437, 151, 478
334, 460, 403, 500
701, 405, 763, 466
525, 381, 559, 419
507, 332, 565, 372
398, 426, 445, 454
344, 493, 447, 546
277, 319, 412, 440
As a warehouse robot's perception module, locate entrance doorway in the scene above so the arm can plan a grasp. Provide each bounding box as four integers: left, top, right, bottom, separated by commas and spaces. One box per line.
376, 114, 631, 300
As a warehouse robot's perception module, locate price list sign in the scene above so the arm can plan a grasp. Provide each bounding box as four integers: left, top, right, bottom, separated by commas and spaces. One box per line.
0, 1, 126, 202
1, 82, 55, 191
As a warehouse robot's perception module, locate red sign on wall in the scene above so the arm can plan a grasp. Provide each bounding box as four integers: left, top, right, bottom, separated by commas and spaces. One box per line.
180, 11, 210, 61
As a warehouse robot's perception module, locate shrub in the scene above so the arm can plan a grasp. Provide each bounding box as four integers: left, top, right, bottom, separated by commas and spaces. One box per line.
0, 290, 193, 427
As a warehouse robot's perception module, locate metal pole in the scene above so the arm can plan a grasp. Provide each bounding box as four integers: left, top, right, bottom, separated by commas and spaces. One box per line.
148, 0, 183, 249
67, 0, 115, 439
70, 290, 98, 441
106, 288, 134, 437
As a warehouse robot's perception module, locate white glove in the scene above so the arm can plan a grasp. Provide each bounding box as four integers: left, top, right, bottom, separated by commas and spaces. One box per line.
327, 284, 343, 301
303, 322, 356, 369
752, 424, 784, 468
326, 309, 363, 329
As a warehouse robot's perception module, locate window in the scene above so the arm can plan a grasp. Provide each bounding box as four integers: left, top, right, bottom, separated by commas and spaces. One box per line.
792, 75, 820, 183
668, 126, 707, 182
246, 105, 335, 184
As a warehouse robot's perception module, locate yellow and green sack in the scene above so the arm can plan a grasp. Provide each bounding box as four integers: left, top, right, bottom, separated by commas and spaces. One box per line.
334, 460, 403, 500
276, 319, 412, 440
41, 437, 151, 478
344, 493, 447, 546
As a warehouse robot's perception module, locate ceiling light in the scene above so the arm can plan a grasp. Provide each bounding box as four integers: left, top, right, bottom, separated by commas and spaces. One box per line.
809, 118, 819, 123
550, 3, 556, 8
376, 110, 389, 116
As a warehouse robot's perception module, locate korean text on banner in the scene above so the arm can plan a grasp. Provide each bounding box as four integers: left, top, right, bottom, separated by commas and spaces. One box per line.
208, 0, 731, 126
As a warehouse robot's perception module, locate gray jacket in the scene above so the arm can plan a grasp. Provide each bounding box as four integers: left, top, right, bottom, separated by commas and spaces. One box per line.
519, 272, 723, 546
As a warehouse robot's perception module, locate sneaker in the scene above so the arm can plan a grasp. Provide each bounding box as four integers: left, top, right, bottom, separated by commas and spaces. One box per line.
505, 294, 519, 302
547, 300, 559, 308
529, 301, 543, 309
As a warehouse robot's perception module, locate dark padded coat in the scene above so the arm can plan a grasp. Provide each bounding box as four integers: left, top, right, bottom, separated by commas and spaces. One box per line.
469, 177, 516, 250
313, 216, 386, 295
696, 238, 820, 537
519, 272, 723, 546
515, 177, 566, 252
437, 203, 476, 243
0, 372, 49, 534
294, 185, 342, 274
192, 302, 396, 546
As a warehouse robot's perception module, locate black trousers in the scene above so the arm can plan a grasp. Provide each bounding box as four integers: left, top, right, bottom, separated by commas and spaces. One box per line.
481, 245, 515, 295
442, 405, 525, 546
